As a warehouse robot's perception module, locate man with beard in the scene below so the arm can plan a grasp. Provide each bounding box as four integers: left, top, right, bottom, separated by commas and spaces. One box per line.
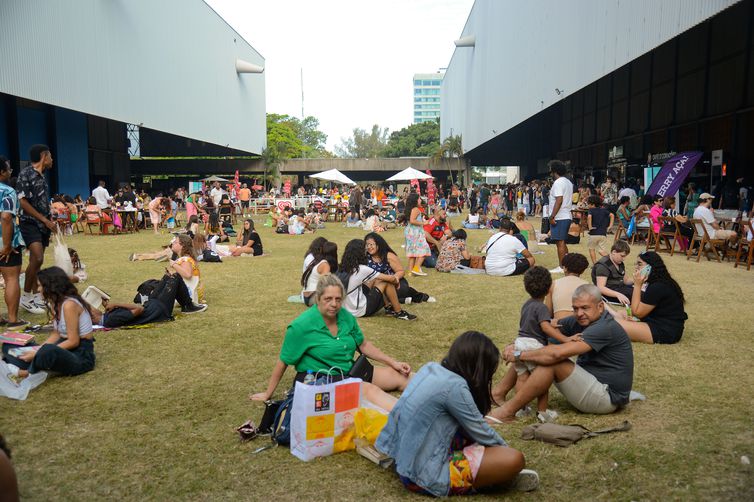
422, 207, 452, 268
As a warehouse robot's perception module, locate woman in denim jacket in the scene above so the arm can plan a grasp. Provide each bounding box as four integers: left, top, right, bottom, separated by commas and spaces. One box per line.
375, 332, 538, 496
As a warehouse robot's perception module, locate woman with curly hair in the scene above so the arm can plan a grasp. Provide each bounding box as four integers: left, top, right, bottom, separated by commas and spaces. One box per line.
403, 193, 431, 276
339, 239, 416, 320
364, 232, 433, 303
2, 266, 95, 378
615, 251, 687, 344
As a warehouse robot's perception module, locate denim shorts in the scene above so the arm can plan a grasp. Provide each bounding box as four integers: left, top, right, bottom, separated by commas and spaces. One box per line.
549, 219, 571, 241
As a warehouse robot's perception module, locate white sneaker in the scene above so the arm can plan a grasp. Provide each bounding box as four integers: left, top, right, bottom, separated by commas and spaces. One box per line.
548, 266, 564, 273
537, 409, 559, 423
426, 296, 437, 303
21, 295, 45, 315
515, 406, 533, 418
510, 469, 539, 492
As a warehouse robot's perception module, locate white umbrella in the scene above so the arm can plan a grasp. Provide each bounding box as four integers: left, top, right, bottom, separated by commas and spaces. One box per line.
309, 168, 356, 185
386, 167, 434, 181
201, 175, 230, 182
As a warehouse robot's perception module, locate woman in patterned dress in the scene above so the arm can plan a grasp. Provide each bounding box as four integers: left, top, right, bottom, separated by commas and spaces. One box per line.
403, 193, 431, 276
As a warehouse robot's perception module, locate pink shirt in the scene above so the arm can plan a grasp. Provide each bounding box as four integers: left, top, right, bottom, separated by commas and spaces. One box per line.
650, 205, 663, 233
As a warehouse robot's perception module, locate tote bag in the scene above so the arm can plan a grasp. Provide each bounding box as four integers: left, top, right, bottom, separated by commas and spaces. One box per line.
290, 376, 361, 461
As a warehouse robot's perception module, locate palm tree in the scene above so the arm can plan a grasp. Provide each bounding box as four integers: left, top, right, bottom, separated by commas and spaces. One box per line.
434, 135, 464, 185
261, 142, 289, 191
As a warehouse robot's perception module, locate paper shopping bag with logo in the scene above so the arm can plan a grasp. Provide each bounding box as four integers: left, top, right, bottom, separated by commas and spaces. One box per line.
290, 377, 362, 461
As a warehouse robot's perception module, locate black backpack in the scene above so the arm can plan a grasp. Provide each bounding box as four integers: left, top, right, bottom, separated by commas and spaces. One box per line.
133, 279, 161, 304
202, 249, 222, 262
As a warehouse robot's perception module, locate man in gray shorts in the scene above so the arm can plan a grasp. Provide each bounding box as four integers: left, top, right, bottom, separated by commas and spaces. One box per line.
490, 284, 633, 419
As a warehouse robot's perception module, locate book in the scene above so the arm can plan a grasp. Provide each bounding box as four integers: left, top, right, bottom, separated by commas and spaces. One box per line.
0, 332, 35, 345
8, 346, 38, 358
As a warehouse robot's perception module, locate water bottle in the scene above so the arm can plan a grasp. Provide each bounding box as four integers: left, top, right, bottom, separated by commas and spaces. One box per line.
303, 370, 315, 385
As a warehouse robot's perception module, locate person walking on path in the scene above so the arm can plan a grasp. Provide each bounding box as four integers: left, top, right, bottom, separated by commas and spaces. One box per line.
17, 144, 56, 315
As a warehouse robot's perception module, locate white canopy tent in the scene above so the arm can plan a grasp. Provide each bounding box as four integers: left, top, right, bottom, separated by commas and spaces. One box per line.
201, 175, 230, 182
385, 167, 434, 181
309, 168, 357, 185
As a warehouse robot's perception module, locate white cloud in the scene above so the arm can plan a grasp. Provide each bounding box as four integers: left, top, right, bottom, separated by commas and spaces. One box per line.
204, 0, 474, 150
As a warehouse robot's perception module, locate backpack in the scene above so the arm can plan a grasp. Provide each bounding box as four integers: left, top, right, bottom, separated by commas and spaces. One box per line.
133, 279, 161, 304
257, 389, 295, 446
202, 249, 222, 263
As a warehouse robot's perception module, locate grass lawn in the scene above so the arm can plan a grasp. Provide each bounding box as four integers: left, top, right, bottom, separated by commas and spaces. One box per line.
1, 215, 753, 501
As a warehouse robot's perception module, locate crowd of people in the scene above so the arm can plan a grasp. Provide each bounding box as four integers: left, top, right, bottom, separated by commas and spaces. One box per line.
1, 144, 745, 498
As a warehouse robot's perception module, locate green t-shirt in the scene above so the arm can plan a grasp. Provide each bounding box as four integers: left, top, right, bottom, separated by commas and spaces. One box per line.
279, 306, 364, 374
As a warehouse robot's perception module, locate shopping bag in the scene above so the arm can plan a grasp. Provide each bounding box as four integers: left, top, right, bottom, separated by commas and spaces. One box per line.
290, 376, 362, 461
0, 360, 47, 400
626, 216, 636, 238
354, 407, 388, 445
53, 231, 74, 276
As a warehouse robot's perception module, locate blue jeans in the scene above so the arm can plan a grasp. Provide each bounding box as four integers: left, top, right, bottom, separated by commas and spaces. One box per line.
423, 250, 438, 268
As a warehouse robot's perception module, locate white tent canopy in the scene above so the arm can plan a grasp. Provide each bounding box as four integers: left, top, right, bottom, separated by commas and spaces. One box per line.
201, 175, 230, 182
385, 167, 434, 181
309, 168, 356, 185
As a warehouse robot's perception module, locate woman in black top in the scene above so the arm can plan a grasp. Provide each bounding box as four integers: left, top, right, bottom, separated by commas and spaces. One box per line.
230, 219, 263, 256
616, 251, 687, 344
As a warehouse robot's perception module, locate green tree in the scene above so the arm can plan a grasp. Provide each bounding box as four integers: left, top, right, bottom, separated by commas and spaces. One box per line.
335, 124, 389, 158
266, 113, 331, 159
383, 120, 440, 157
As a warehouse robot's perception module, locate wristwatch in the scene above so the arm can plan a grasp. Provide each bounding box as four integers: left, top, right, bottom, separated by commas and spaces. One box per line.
513, 350, 522, 362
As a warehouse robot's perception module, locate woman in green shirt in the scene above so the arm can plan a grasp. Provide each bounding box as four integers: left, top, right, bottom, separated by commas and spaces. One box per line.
250, 274, 411, 402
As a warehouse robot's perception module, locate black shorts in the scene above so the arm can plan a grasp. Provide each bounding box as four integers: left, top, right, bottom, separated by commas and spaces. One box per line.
0, 247, 23, 267
241, 200, 250, 208
509, 257, 531, 276
362, 285, 385, 317
20, 221, 50, 248
646, 320, 683, 344
303, 293, 314, 306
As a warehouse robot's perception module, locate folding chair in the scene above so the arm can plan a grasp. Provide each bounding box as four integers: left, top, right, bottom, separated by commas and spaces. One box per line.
645, 223, 659, 251
734, 220, 753, 270
614, 219, 628, 242
688, 218, 725, 262
656, 216, 680, 255
85, 211, 102, 234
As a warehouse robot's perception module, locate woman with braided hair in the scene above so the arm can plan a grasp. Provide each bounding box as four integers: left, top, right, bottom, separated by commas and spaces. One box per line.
615, 251, 687, 344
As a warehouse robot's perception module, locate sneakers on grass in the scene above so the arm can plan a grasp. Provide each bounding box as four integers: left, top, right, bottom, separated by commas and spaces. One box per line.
181, 303, 207, 314
21, 294, 46, 315
394, 310, 417, 321
537, 409, 559, 423
548, 266, 564, 274
510, 469, 539, 492
515, 406, 533, 418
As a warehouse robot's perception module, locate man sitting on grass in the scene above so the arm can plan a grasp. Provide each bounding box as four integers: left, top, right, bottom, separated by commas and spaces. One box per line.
489, 284, 633, 421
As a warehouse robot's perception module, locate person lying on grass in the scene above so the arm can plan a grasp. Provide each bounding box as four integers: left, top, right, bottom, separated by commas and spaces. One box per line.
250, 274, 411, 403
88, 273, 207, 328
2, 267, 95, 379
488, 284, 633, 422
375, 331, 539, 497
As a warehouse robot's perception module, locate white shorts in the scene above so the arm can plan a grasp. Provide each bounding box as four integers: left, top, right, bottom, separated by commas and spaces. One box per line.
555, 364, 617, 414
514, 337, 544, 375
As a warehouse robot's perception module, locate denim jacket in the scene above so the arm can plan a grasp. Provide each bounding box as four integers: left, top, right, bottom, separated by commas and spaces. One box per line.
375, 363, 506, 496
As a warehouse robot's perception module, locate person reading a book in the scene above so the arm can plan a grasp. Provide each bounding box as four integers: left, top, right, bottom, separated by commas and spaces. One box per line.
250, 274, 411, 404
375, 331, 538, 496
87, 273, 207, 328
1, 267, 95, 378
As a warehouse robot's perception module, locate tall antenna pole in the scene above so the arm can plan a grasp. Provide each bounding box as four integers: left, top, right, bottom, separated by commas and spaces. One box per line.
300, 68, 305, 119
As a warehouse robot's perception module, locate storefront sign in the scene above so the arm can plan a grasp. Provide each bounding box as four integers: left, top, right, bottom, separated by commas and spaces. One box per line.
647, 151, 677, 164
646, 151, 703, 197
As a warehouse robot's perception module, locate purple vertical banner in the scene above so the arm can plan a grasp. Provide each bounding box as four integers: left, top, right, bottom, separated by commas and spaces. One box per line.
646, 151, 703, 197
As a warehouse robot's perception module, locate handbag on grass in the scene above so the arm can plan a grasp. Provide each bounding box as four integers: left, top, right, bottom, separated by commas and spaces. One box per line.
521, 420, 631, 447
348, 351, 374, 382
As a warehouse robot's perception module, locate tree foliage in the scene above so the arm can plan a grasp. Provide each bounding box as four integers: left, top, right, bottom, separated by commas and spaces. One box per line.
382, 120, 440, 158
335, 125, 390, 158
266, 113, 331, 159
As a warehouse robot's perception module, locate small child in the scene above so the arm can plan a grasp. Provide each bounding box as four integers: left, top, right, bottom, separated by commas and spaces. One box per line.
68, 248, 88, 283
587, 195, 614, 264
494, 266, 577, 423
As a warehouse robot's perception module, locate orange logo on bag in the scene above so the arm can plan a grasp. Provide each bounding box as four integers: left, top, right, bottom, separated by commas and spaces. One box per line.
335, 382, 360, 412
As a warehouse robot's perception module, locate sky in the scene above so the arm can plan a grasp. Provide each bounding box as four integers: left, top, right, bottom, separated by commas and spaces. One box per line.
204, 0, 474, 151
